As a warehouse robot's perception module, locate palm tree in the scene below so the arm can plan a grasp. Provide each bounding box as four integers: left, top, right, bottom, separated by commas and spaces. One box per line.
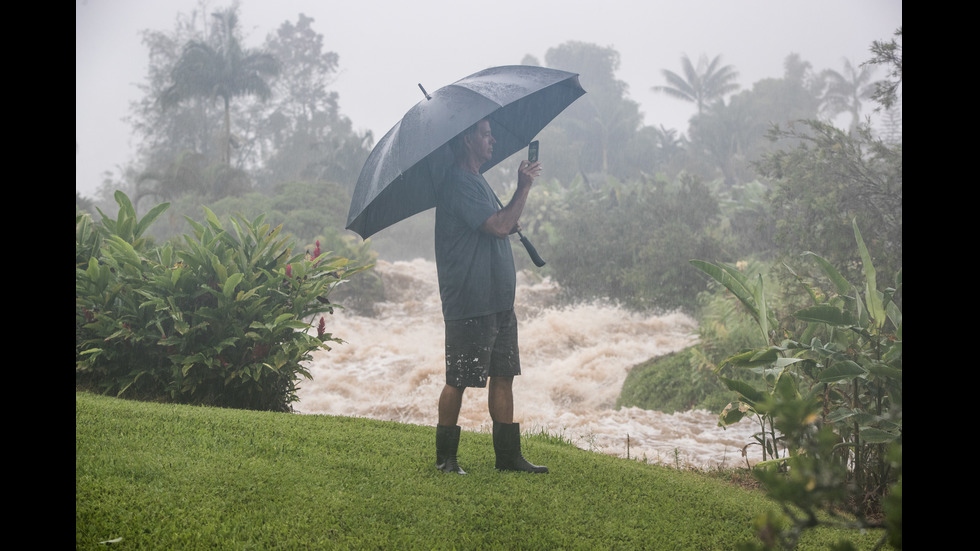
652, 54, 740, 116
161, 9, 279, 166
820, 58, 877, 131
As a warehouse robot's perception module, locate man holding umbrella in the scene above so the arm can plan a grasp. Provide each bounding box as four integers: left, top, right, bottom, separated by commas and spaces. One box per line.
345, 65, 585, 474
434, 118, 548, 475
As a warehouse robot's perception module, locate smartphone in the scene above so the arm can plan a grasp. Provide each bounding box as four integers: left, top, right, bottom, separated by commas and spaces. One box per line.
527, 140, 539, 163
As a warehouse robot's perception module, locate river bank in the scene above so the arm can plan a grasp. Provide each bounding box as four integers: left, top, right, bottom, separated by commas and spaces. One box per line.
297, 258, 759, 468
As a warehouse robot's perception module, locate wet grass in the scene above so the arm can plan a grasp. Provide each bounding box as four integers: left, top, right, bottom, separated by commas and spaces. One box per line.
76, 392, 878, 549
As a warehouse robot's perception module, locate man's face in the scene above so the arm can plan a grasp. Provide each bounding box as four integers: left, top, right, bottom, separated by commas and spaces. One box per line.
466, 120, 495, 165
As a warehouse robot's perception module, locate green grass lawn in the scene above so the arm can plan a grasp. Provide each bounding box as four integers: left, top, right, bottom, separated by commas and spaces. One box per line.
76, 392, 877, 549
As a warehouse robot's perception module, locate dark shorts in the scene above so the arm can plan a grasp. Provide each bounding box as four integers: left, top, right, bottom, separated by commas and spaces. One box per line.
444, 310, 521, 388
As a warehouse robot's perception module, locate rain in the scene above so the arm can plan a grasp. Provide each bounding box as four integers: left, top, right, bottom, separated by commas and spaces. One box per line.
76, 0, 902, 467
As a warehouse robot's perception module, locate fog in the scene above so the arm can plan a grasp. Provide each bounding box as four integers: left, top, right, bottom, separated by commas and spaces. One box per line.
75, 0, 901, 197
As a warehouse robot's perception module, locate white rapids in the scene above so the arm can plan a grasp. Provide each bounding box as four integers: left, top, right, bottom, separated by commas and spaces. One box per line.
298, 258, 759, 469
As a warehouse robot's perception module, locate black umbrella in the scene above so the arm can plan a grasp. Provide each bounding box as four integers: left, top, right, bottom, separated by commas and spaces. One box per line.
345, 65, 586, 265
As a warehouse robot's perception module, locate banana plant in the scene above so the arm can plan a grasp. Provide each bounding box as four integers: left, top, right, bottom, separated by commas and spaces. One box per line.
692, 218, 902, 526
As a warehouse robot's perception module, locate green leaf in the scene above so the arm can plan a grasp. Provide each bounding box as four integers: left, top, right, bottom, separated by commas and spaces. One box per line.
802, 251, 850, 295
817, 360, 867, 383
859, 427, 899, 443
794, 305, 852, 326
773, 371, 799, 400
752, 274, 769, 342
773, 357, 804, 369
690, 260, 760, 322
204, 206, 223, 231
725, 347, 779, 369
135, 202, 171, 239
223, 273, 243, 298
720, 377, 763, 403
718, 406, 746, 426
867, 362, 902, 382
853, 219, 884, 330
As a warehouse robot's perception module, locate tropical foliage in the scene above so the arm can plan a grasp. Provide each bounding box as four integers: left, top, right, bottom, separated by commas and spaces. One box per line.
76, 191, 367, 411
538, 174, 723, 312
692, 220, 902, 549
756, 119, 902, 282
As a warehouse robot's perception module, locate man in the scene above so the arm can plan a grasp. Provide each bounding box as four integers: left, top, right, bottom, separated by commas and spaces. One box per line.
433, 118, 547, 475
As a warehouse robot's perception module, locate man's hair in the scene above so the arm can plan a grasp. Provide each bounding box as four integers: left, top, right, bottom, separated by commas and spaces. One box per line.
451, 119, 488, 160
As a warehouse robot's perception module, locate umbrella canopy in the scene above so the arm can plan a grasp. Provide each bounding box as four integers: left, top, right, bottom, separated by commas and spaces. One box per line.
346, 65, 586, 239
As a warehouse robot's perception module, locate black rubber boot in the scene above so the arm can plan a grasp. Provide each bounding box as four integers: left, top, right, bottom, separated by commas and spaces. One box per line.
435, 425, 466, 474
493, 422, 548, 473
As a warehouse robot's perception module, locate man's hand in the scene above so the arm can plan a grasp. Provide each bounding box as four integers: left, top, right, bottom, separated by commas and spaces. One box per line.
517, 160, 542, 189
481, 161, 540, 238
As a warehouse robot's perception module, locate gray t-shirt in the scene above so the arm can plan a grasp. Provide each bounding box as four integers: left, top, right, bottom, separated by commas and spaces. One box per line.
434, 166, 516, 321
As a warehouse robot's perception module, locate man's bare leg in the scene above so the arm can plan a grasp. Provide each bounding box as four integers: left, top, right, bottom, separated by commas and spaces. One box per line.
438, 384, 464, 427
488, 376, 514, 424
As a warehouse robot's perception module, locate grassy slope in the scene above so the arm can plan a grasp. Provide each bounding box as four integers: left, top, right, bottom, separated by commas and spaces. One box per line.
76, 392, 875, 549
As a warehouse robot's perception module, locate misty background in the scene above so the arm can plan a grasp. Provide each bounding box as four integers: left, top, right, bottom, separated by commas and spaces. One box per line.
76, 0, 901, 198
75, 0, 902, 316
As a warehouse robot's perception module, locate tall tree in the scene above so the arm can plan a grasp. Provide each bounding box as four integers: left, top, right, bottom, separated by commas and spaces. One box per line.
539, 41, 644, 182
161, 9, 279, 167
652, 54, 740, 116
250, 14, 371, 193
820, 58, 877, 131
687, 54, 821, 187
864, 27, 902, 111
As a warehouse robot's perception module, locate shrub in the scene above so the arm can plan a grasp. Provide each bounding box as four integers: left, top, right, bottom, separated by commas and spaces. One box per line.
617, 348, 734, 414
76, 191, 367, 411
692, 219, 901, 548
544, 174, 723, 312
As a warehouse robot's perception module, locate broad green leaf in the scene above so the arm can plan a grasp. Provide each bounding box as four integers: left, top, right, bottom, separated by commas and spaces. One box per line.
725, 347, 779, 369
85, 257, 101, 282
135, 202, 170, 239
772, 357, 804, 370
826, 407, 854, 424
720, 377, 764, 403
203, 206, 222, 230
886, 300, 902, 336
859, 427, 899, 443
690, 260, 760, 322
775, 372, 800, 401
802, 251, 850, 295
794, 305, 852, 326
853, 219, 884, 330
222, 273, 243, 298
753, 274, 769, 342
867, 362, 902, 382
106, 235, 141, 267
718, 406, 746, 426
817, 360, 867, 383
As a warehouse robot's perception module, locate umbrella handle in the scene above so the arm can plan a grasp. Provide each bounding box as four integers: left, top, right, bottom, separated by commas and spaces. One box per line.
518, 232, 547, 268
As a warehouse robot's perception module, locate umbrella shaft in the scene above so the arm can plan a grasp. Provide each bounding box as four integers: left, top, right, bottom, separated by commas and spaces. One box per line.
491, 193, 545, 268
